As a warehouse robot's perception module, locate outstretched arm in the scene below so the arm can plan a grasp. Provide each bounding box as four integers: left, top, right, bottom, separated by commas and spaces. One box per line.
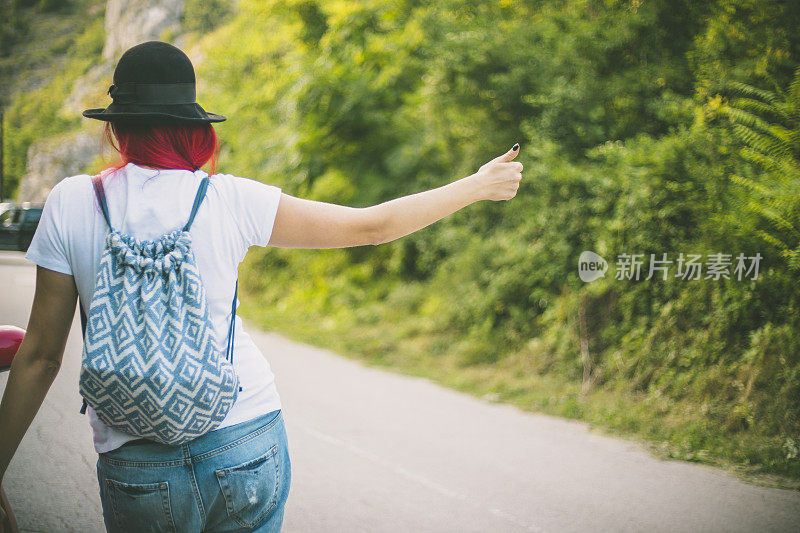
268, 144, 523, 249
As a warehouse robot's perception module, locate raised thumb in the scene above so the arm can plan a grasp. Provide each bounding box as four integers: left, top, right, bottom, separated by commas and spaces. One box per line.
496, 143, 520, 162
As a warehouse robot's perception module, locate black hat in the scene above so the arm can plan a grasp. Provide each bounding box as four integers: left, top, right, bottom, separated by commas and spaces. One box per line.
82, 41, 226, 124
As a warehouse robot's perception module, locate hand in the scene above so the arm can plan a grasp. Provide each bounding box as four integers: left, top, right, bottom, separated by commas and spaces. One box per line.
472, 143, 524, 201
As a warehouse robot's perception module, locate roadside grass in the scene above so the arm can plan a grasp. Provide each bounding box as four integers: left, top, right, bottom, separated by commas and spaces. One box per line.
238, 253, 800, 491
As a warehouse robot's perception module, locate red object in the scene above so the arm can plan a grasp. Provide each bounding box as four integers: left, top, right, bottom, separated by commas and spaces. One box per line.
0, 326, 25, 371
102, 121, 220, 175
0, 329, 23, 532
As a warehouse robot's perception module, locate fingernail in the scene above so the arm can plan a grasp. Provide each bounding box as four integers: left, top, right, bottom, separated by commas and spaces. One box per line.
512, 143, 519, 151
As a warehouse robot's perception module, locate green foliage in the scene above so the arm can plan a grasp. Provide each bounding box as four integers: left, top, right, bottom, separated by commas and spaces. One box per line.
181, 0, 232, 34
721, 68, 800, 270
689, 0, 800, 92
1, 1, 100, 102
2, 7, 104, 196
6, 0, 800, 481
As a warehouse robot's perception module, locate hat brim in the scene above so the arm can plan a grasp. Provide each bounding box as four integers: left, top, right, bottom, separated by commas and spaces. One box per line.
82, 102, 226, 124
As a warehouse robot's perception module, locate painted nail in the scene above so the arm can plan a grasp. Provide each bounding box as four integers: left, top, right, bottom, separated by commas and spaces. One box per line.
512, 143, 519, 151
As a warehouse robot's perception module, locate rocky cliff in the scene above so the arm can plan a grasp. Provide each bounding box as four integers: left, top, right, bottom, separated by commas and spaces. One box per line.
103, 0, 185, 60
16, 127, 102, 201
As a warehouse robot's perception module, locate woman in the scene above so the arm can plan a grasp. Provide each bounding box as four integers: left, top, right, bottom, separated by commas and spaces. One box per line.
0, 41, 523, 532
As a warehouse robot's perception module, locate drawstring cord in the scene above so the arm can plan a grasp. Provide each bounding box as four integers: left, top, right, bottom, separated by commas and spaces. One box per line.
228, 280, 241, 392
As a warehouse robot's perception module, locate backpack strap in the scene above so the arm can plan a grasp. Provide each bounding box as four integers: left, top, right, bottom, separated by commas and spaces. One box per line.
93, 175, 210, 232
226, 280, 237, 362
80, 168, 97, 412
228, 280, 241, 392
183, 177, 210, 232
92, 175, 112, 230
79, 303, 89, 414
183, 176, 239, 388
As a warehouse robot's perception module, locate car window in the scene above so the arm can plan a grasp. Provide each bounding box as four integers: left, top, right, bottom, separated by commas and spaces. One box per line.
11, 210, 22, 224
25, 209, 42, 223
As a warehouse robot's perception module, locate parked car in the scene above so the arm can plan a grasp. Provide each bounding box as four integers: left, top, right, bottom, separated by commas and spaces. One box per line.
0, 203, 44, 252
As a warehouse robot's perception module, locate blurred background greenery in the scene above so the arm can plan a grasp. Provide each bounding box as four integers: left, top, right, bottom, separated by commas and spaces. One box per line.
1, 0, 798, 483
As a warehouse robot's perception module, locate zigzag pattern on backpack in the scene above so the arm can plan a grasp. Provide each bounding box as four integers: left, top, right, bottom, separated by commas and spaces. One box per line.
79, 174, 239, 445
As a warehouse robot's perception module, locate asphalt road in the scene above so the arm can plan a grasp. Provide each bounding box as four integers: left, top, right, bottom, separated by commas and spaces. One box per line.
1, 251, 799, 532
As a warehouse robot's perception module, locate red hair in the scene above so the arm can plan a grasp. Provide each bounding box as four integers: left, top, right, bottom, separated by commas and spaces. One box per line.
101, 121, 220, 175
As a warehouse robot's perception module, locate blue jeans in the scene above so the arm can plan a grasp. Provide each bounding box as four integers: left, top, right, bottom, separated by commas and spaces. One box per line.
96, 409, 291, 532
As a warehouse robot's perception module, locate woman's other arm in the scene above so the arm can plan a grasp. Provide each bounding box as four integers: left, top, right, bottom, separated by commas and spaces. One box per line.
268, 144, 523, 249
0, 267, 77, 486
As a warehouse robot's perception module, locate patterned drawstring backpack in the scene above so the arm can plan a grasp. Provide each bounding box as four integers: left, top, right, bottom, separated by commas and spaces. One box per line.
78, 174, 239, 445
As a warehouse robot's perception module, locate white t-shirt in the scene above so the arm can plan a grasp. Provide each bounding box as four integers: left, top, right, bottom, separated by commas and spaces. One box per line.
25, 162, 284, 453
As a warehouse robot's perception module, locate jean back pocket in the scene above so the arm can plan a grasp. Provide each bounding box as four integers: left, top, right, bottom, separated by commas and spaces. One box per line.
215, 443, 280, 528
106, 479, 176, 533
